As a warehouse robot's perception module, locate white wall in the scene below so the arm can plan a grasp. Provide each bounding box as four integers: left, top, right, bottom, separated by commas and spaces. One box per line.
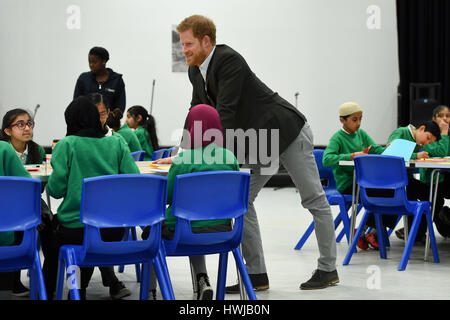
0, 0, 398, 147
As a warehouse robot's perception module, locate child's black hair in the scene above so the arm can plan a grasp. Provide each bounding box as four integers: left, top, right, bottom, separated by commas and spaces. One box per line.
418, 120, 442, 141
432, 105, 449, 118
106, 108, 123, 132
86, 92, 109, 109
127, 106, 159, 150
89, 46, 109, 62
0, 108, 42, 164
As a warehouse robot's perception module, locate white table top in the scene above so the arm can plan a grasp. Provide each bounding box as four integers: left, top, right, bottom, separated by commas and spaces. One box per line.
339, 158, 450, 169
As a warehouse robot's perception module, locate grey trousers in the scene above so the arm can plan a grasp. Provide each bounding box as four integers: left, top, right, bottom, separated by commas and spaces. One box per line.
241, 122, 337, 274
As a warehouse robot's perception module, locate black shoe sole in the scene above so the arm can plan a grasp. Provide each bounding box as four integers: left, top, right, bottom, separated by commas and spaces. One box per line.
199, 288, 213, 300
225, 284, 269, 294
300, 278, 340, 290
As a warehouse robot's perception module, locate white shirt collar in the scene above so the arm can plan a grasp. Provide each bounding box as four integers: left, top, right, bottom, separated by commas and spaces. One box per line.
341, 127, 355, 135
12, 143, 28, 164
105, 126, 113, 137
408, 124, 416, 140
199, 46, 216, 82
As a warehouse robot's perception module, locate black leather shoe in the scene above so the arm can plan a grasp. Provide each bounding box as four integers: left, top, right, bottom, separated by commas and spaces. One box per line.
225, 273, 269, 294
300, 269, 339, 290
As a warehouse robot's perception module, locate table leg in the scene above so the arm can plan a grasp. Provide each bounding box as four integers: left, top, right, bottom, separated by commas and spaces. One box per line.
424, 169, 440, 261
349, 172, 360, 245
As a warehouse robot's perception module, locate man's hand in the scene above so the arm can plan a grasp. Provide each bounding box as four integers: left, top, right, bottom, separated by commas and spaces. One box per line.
152, 156, 174, 164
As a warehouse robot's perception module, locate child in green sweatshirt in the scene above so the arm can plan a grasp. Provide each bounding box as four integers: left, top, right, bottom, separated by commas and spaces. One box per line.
45, 96, 140, 300
323, 102, 393, 249
143, 104, 239, 300
387, 120, 442, 242
419, 106, 450, 237
126, 105, 159, 160
1, 108, 53, 297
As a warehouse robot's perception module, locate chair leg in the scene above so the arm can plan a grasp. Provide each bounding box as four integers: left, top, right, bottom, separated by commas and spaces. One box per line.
387, 216, 402, 237
343, 210, 370, 265
216, 252, 228, 300
425, 212, 440, 263
60, 249, 80, 300
153, 253, 175, 300
33, 253, 47, 300
29, 268, 38, 300
55, 257, 66, 300
139, 262, 150, 300
399, 212, 422, 271
232, 248, 257, 300
336, 202, 350, 243
374, 214, 387, 259
294, 221, 315, 250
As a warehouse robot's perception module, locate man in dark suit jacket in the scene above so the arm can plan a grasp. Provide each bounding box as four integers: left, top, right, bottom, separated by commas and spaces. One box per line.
177, 15, 339, 293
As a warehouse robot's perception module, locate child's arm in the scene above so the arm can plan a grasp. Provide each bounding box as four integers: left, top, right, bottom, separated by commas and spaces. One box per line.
422, 133, 449, 157
323, 138, 348, 167
360, 130, 385, 154
47, 140, 70, 199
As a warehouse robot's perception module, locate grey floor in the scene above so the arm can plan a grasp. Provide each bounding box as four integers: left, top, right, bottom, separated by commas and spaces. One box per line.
2, 187, 450, 300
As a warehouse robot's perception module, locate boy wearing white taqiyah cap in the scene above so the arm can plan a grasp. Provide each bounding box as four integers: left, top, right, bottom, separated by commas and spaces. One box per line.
322, 102, 392, 249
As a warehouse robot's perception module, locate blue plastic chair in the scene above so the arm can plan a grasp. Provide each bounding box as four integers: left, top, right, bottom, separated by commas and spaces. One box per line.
130, 150, 145, 161
55, 174, 174, 300
163, 147, 176, 158
0, 177, 47, 300
151, 149, 167, 161
159, 171, 256, 300
343, 155, 440, 271
295, 149, 362, 250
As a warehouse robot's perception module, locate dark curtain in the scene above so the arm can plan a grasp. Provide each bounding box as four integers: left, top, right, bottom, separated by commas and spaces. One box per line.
396, 0, 450, 126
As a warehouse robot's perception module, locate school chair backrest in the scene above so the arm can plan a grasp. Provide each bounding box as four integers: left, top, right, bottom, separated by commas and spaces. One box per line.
80, 174, 167, 257
152, 148, 167, 161
56, 174, 173, 300
165, 171, 250, 255
0, 177, 41, 259
313, 149, 337, 191
130, 150, 145, 161
0, 177, 47, 300
164, 147, 176, 158
162, 170, 256, 300
354, 155, 411, 211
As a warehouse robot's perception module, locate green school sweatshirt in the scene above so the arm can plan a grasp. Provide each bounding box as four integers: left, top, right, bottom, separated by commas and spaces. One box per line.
420, 135, 449, 184
323, 129, 385, 193
0, 141, 32, 246
134, 126, 154, 161
47, 135, 140, 228
164, 143, 240, 230
116, 125, 142, 153
386, 125, 421, 159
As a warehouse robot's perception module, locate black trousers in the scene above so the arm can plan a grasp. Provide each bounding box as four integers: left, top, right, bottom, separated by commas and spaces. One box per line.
43, 216, 124, 299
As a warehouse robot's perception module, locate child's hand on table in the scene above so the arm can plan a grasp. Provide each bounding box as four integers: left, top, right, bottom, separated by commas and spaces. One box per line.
417, 151, 429, 159
152, 156, 174, 165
